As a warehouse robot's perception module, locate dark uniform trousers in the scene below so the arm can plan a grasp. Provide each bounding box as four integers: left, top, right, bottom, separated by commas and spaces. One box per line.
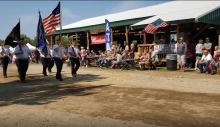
53, 57, 63, 80
15, 59, 29, 81
70, 57, 80, 76
2, 56, 9, 77
41, 57, 50, 76
48, 58, 54, 72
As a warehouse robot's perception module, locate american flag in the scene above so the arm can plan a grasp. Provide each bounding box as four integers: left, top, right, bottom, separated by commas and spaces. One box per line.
43, 2, 60, 35
144, 18, 168, 34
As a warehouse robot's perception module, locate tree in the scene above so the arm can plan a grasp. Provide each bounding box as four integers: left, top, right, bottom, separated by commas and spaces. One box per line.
61, 36, 69, 48
33, 36, 38, 46
21, 34, 35, 46
0, 39, 4, 45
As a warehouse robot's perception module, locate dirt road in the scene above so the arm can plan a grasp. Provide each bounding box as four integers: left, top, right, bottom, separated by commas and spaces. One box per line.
0, 64, 220, 127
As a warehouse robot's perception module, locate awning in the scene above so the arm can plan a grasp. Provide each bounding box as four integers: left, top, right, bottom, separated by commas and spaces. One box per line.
197, 6, 220, 25
132, 5, 220, 28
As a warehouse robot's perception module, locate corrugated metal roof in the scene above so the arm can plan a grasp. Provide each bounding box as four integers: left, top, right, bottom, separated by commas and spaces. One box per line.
132, 1, 220, 27
197, 7, 220, 25
60, 1, 220, 30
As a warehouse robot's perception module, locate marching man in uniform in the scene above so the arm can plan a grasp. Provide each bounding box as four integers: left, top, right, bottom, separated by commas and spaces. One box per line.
0, 42, 10, 78
38, 43, 51, 76
14, 38, 31, 82
48, 43, 54, 73
52, 38, 67, 81
68, 41, 80, 77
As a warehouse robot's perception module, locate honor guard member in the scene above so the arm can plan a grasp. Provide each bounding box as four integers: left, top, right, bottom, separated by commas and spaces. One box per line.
14, 38, 31, 82
0, 43, 10, 78
68, 41, 80, 77
38, 43, 51, 76
52, 39, 67, 81
48, 43, 54, 73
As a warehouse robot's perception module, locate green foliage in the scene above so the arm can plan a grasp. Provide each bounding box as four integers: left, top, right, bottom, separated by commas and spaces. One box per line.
21, 34, 35, 46
33, 36, 38, 46
0, 39, 4, 45
61, 36, 69, 48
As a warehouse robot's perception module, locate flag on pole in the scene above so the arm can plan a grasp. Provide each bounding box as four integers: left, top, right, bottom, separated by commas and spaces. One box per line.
144, 18, 168, 34
105, 19, 111, 51
5, 21, 20, 47
43, 2, 61, 35
36, 11, 48, 54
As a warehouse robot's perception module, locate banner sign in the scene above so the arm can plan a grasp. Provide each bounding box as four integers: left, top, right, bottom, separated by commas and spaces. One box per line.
105, 19, 111, 50
91, 35, 105, 44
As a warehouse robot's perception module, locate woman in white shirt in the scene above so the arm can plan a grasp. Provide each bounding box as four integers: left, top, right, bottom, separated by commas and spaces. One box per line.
14, 38, 31, 82
195, 39, 204, 70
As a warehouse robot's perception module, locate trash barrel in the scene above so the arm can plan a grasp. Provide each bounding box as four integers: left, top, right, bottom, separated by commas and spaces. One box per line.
166, 54, 177, 70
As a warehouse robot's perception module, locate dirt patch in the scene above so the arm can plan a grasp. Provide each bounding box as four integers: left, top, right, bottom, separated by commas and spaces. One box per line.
0, 64, 220, 127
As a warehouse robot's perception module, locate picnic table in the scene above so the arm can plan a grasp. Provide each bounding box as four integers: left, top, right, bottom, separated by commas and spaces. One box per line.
121, 58, 137, 70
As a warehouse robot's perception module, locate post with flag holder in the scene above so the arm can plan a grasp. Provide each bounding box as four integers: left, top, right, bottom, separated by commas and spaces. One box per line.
144, 18, 168, 42
59, 1, 62, 45
105, 19, 111, 51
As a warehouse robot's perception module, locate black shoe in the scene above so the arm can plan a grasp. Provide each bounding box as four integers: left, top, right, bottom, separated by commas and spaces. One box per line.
72, 74, 77, 78
4, 75, 7, 78
21, 80, 26, 83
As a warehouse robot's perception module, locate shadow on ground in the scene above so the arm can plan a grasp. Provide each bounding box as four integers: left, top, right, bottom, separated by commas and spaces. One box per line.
0, 74, 110, 106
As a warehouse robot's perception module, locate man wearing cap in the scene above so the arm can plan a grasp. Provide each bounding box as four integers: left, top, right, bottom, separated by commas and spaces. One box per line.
14, 38, 31, 82
52, 39, 66, 81
0, 43, 10, 78
175, 37, 187, 70
68, 41, 80, 77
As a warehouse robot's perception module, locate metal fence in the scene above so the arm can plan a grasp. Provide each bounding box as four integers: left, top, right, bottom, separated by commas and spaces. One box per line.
156, 44, 176, 54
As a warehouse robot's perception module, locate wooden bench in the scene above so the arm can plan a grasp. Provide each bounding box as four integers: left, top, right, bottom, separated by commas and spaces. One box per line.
138, 44, 154, 54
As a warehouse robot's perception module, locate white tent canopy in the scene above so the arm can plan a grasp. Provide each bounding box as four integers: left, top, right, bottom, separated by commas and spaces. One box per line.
1, 44, 36, 52
26, 43, 36, 51
61, 1, 220, 30
9, 46, 15, 53
0, 46, 15, 54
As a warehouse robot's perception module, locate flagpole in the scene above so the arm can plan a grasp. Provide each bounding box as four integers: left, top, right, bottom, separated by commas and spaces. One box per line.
51, 35, 53, 47
18, 17, 21, 47
19, 17, 20, 40
59, 1, 62, 45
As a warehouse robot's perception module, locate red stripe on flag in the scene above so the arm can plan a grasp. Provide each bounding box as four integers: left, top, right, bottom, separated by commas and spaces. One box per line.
43, 13, 60, 35
144, 21, 168, 34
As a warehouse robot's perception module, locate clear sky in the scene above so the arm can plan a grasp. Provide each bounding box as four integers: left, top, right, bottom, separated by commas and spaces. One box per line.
0, 1, 168, 39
